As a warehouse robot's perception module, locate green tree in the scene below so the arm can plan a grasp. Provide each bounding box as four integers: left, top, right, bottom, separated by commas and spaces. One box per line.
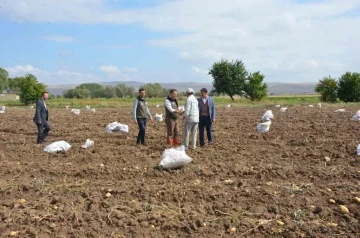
115, 83, 135, 98
209, 59, 248, 101
0, 68, 9, 92
244, 71, 268, 101
315, 76, 338, 102
8, 77, 24, 92
63, 88, 90, 99
337, 72, 360, 102
76, 83, 104, 98
140, 83, 164, 98
104, 85, 116, 98
19, 74, 47, 105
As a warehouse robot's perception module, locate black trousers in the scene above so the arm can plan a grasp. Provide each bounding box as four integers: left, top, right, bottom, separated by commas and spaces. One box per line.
199, 116, 212, 146
136, 118, 147, 144
36, 121, 51, 144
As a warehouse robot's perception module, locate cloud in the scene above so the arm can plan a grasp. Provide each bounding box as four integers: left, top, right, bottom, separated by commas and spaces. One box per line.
124, 67, 138, 73
178, 51, 189, 59
192, 67, 208, 75
6, 65, 43, 74
1, 0, 360, 82
43, 35, 74, 43
99, 65, 121, 75
5, 64, 95, 85
55, 70, 83, 77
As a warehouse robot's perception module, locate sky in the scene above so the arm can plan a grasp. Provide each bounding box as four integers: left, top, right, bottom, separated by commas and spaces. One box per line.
0, 0, 359, 85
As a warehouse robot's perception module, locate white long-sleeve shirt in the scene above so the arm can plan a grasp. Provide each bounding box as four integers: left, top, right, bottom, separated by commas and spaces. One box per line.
184, 95, 199, 123
164, 99, 176, 113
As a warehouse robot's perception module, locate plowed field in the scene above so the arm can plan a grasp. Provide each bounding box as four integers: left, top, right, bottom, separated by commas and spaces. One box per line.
0, 105, 359, 237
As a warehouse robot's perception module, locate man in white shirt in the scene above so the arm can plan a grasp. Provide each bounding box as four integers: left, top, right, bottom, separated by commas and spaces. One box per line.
182, 88, 199, 149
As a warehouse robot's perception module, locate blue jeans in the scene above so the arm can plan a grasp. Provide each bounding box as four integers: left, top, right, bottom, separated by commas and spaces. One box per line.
199, 116, 212, 146
136, 118, 147, 144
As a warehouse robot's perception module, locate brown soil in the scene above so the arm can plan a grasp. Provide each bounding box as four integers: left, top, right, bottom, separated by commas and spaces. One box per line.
0, 105, 359, 238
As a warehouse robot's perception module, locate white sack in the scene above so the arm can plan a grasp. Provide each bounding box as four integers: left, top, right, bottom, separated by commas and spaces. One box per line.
105, 121, 129, 133
352, 110, 360, 121
0, 110, 4, 114
261, 110, 274, 122
318, 103, 322, 108
280, 107, 287, 112
65, 106, 69, 109
90, 108, 96, 113
226, 104, 231, 108
160, 145, 193, 169
86, 105, 90, 110
71, 109, 80, 115
334, 109, 345, 112
81, 139, 94, 149
357, 144, 360, 156
156, 104, 160, 108
155, 113, 163, 122
44, 141, 71, 153
275, 105, 280, 108
1, 106, 5, 111
257, 120, 272, 133
308, 105, 314, 107
178, 106, 185, 112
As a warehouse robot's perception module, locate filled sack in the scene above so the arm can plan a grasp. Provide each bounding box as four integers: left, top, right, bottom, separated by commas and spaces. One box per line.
159, 146, 193, 169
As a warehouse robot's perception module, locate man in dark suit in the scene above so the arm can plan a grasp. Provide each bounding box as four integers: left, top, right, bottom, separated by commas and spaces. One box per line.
34, 91, 51, 144
197, 88, 216, 147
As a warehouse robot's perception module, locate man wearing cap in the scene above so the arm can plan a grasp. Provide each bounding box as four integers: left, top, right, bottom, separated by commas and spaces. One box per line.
197, 88, 216, 147
164, 89, 181, 146
182, 88, 199, 149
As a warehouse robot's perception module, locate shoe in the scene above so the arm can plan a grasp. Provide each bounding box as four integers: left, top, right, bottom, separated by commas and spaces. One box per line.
173, 137, 180, 146
208, 141, 213, 145
167, 138, 173, 146
200, 144, 205, 147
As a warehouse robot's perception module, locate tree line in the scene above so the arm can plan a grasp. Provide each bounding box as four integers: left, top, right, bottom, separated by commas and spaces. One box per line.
315, 72, 360, 102
62, 83, 219, 99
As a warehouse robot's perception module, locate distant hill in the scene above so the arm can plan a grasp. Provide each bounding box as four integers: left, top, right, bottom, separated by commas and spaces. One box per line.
46, 81, 316, 96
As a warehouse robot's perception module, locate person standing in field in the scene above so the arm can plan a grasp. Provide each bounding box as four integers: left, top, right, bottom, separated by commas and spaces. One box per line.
182, 88, 199, 150
197, 88, 216, 147
33, 91, 51, 144
164, 89, 181, 146
133, 88, 153, 145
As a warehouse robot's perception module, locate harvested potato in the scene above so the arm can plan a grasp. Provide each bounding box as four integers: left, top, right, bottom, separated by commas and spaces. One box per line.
328, 222, 338, 228
354, 197, 360, 203
228, 227, 236, 233
339, 205, 349, 213
328, 199, 336, 204
17, 199, 26, 204
224, 179, 234, 185
276, 220, 284, 226
9, 231, 18, 237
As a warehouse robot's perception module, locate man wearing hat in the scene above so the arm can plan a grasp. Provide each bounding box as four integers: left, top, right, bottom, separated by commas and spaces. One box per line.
182, 88, 199, 149
197, 88, 216, 147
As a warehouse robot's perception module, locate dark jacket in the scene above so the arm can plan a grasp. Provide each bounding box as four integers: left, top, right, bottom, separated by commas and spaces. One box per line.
197, 96, 216, 120
165, 96, 179, 120
33, 99, 48, 124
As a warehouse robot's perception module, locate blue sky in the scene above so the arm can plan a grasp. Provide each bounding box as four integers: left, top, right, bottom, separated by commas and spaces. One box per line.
0, 0, 359, 85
